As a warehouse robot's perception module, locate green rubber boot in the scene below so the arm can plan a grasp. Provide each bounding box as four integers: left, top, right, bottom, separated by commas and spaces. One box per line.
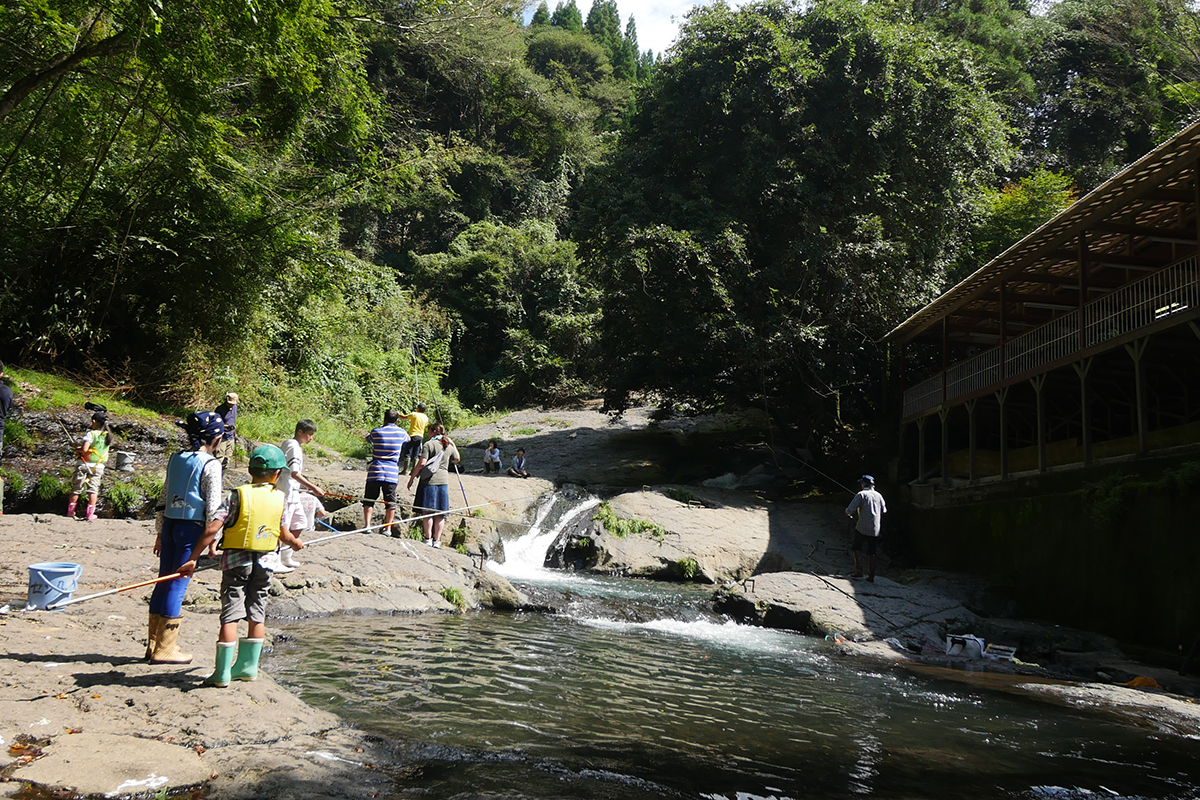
203, 642, 237, 687
231, 638, 264, 681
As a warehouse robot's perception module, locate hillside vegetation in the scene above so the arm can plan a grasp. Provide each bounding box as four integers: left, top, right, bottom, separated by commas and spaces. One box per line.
3, 0, 1199, 451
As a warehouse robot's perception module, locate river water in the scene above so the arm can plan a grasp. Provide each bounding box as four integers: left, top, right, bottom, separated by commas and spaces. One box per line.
271, 494, 1200, 799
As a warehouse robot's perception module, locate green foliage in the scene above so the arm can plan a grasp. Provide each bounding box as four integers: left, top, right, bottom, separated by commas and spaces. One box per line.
0, 467, 25, 496
36, 473, 70, 501
440, 586, 466, 608
454, 543, 468, 554
678, 557, 699, 580
407, 220, 600, 406
951, 169, 1076, 282
511, 426, 538, 436
593, 500, 666, 541
132, 474, 165, 501
1025, 0, 1200, 189
10, 369, 163, 419
551, 0, 585, 33
3, 419, 33, 452
105, 482, 141, 517
664, 488, 700, 505
578, 0, 1012, 427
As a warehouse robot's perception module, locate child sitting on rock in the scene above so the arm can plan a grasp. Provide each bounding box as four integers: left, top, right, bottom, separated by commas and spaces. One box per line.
198, 445, 304, 688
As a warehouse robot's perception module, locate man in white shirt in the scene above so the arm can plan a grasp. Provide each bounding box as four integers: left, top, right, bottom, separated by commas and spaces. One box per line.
845, 474, 886, 583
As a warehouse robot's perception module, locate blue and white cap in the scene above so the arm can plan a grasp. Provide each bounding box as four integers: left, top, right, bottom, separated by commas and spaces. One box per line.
860, 474, 874, 486
177, 411, 225, 450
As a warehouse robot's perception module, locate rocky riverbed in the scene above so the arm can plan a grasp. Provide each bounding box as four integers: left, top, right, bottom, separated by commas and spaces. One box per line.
2, 403, 1200, 798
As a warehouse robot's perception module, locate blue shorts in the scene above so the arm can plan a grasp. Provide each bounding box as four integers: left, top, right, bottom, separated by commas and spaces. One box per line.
415, 483, 449, 514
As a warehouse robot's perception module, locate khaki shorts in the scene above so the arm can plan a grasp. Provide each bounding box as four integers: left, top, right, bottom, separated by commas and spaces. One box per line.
219, 555, 272, 624
71, 462, 105, 495
215, 438, 235, 467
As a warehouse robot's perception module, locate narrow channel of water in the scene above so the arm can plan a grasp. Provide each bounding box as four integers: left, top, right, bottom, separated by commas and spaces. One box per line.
270, 493, 1200, 799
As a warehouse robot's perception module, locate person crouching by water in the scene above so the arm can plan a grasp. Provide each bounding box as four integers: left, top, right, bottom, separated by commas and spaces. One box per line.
201, 445, 304, 687
406, 423, 460, 547
483, 440, 502, 474
147, 411, 226, 664
845, 474, 886, 582
507, 447, 529, 478
66, 407, 112, 520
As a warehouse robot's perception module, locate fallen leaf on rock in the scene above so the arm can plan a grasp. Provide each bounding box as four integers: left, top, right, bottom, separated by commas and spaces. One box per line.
91, 694, 100, 699
65, 728, 81, 734
193, 745, 206, 755
55, 694, 67, 700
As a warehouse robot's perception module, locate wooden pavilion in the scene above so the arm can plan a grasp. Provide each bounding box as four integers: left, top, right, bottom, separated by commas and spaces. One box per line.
887, 118, 1200, 486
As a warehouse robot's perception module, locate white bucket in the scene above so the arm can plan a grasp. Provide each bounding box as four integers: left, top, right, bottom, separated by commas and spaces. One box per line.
114, 451, 136, 472
27, 562, 82, 610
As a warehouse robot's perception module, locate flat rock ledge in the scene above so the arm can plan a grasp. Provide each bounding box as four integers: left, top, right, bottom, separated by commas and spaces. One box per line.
0, 508, 531, 800
711, 570, 1200, 738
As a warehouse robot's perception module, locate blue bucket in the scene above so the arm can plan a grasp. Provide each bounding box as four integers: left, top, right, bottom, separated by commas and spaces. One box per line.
27, 562, 82, 610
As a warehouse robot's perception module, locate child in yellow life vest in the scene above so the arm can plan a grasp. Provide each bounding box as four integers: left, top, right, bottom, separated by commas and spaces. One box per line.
194, 445, 304, 687
67, 409, 112, 520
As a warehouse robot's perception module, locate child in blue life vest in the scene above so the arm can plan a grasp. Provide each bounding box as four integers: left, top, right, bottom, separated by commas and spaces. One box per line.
146, 411, 225, 665
198, 444, 304, 687
67, 408, 113, 520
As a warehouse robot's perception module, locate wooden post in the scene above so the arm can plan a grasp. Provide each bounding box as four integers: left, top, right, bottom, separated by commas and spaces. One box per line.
966, 399, 977, 484
942, 317, 949, 404
1078, 231, 1089, 350
1031, 374, 1047, 473
1073, 357, 1094, 467
996, 387, 1009, 480
939, 408, 951, 487
917, 416, 928, 483
1125, 338, 1150, 456
999, 283, 1007, 378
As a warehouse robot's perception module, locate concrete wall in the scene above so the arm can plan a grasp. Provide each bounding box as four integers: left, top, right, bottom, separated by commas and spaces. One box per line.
905, 464, 1200, 654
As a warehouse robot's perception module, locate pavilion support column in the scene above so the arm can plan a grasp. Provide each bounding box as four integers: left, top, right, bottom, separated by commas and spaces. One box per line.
939, 408, 951, 487
966, 399, 978, 484
1072, 357, 1094, 467
917, 416, 928, 483
1125, 337, 1150, 456
1030, 375, 1047, 474
996, 387, 1009, 480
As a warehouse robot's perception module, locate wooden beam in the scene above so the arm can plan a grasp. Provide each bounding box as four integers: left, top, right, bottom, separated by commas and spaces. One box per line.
1145, 188, 1194, 203
1046, 250, 1167, 268
1094, 221, 1197, 245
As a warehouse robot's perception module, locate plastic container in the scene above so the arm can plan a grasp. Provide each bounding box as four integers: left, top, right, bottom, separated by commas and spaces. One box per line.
26, 562, 82, 610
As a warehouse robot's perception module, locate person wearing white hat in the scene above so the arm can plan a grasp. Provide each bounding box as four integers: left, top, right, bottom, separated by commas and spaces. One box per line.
845, 474, 886, 582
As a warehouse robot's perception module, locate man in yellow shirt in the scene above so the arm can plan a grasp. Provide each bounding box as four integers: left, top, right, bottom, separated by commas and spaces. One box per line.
400, 403, 429, 472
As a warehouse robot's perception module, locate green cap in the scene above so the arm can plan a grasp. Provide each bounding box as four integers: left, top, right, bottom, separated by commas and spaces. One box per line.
249, 444, 286, 470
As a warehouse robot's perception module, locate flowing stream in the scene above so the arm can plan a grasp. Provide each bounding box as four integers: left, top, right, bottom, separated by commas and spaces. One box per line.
271, 493, 1200, 799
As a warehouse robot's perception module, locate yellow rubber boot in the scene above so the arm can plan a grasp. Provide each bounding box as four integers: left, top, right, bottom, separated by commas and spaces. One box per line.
204, 642, 236, 687
144, 612, 163, 660
150, 617, 193, 664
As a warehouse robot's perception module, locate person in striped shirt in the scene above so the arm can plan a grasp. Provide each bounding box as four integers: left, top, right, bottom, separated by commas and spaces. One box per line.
363, 409, 409, 534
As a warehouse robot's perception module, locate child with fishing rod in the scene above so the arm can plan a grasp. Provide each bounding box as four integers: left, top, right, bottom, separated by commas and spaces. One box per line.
200, 444, 304, 687
277, 419, 325, 570
405, 423, 460, 547
66, 403, 113, 520
146, 411, 227, 664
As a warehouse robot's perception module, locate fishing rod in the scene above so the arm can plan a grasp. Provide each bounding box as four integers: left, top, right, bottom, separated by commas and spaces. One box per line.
301, 498, 533, 545
44, 566, 217, 611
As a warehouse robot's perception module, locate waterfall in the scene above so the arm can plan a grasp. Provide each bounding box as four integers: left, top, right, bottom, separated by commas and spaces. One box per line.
489, 493, 600, 582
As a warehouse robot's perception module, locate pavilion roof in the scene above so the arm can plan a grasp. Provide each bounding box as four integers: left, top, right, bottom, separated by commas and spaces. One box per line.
886, 117, 1200, 345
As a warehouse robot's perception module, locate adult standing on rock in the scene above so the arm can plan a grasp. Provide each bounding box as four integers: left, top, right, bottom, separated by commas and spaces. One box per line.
399, 402, 429, 473
406, 423, 459, 547
363, 409, 408, 534
845, 475, 886, 582
148, 411, 226, 664
213, 392, 238, 469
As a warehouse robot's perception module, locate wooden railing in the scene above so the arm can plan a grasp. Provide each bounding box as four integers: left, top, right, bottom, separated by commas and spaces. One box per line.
902, 256, 1199, 419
